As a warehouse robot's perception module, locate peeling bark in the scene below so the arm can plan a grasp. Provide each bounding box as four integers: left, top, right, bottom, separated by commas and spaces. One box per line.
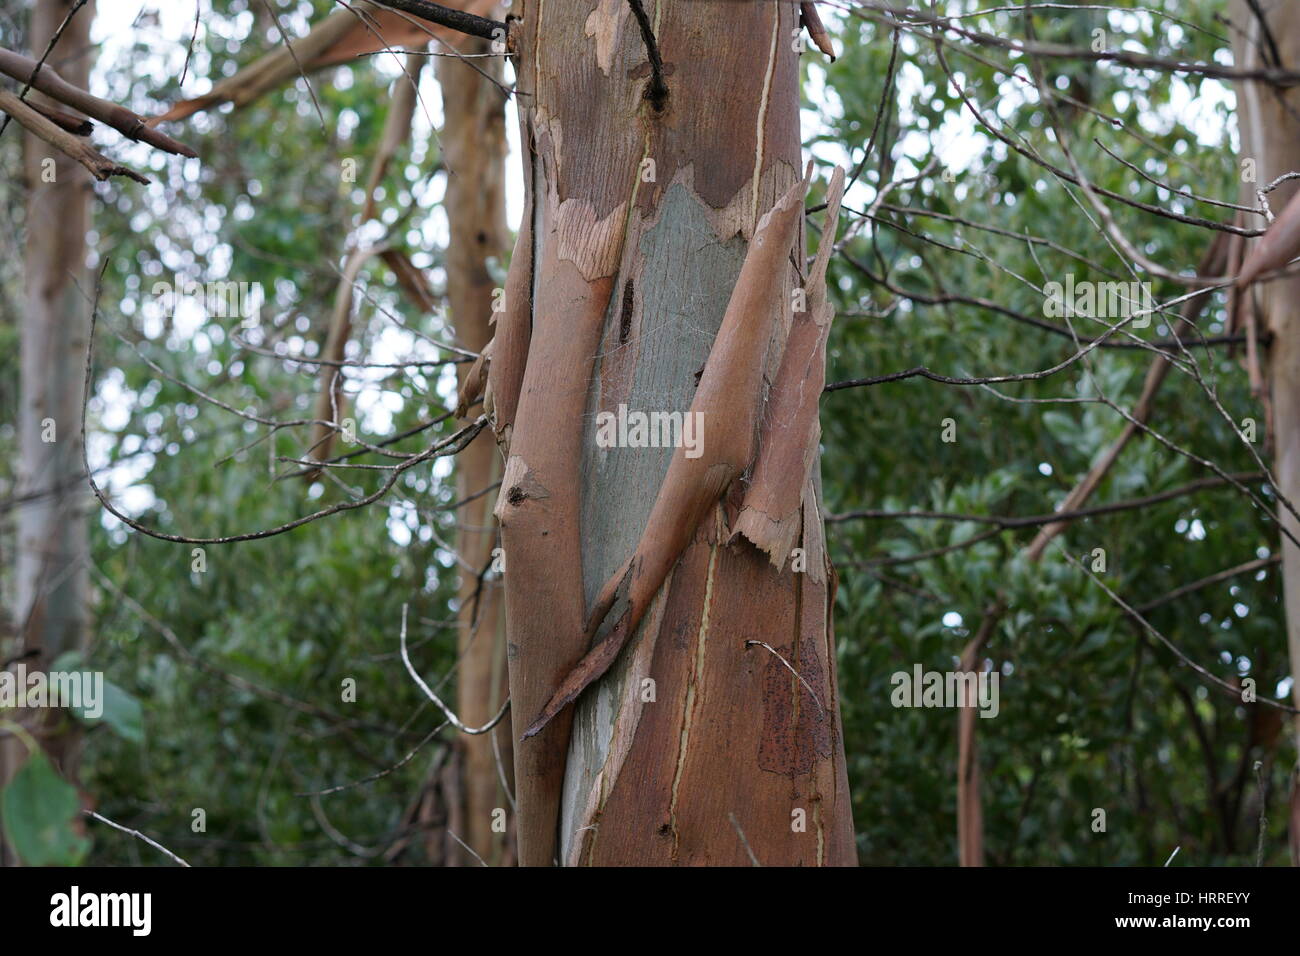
524, 170, 812, 739
800, 2, 836, 62
483, 208, 533, 451
734, 167, 844, 568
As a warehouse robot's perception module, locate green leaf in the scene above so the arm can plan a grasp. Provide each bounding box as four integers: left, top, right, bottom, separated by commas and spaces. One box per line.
82, 681, 145, 744
0, 750, 89, 866
51, 651, 144, 744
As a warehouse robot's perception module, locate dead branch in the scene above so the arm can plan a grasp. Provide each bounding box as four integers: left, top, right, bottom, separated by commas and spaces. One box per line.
0, 88, 148, 183
0, 45, 196, 156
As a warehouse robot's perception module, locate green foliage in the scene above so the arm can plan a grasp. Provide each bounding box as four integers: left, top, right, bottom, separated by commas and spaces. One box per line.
0, 747, 90, 866
810, 0, 1290, 864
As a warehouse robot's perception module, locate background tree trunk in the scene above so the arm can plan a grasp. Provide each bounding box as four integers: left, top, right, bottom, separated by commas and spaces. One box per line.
438, 33, 514, 865
497, 0, 856, 865
1231, 0, 1300, 862
1, 0, 94, 865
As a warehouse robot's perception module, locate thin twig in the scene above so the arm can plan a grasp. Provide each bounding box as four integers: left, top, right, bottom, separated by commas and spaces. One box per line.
399, 605, 511, 734
84, 810, 191, 867
743, 640, 826, 718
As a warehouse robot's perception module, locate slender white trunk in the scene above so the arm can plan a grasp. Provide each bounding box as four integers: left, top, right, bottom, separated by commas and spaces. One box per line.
1, 0, 95, 866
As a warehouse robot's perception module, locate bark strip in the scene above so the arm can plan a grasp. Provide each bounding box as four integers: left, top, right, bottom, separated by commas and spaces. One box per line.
733, 166, 845, 567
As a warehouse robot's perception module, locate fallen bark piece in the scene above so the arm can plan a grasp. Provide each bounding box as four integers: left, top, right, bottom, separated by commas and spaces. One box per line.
523, 167, 813, 740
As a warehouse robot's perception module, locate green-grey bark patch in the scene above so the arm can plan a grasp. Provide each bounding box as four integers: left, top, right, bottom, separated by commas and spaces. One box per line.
559, 184, 746, 860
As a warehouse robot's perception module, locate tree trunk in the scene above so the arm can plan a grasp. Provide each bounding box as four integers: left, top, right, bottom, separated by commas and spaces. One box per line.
1, 0, 94, 864
1232, 0, 1300, 862
437, 33, 515, 866
494, 0, 856, 865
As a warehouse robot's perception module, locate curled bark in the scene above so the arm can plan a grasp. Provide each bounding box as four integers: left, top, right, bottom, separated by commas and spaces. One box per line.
732, 166, 845, 568
493, 255, 616, 863
800, 2, 836, 61
456, 338, 491, 420
483, 205, 532, 449
1239, 188, 1300, 289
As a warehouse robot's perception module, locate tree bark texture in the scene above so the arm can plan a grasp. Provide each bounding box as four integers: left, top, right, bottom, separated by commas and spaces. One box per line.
493, 0, 856, 866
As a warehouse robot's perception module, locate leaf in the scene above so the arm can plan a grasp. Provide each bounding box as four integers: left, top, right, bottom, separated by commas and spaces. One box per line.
81, 682, 145, 744
0, 750, 89, 866
52, 650, 145, 743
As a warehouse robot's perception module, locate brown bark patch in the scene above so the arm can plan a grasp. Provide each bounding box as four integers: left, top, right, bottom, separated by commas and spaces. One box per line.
757, 641, 832, 777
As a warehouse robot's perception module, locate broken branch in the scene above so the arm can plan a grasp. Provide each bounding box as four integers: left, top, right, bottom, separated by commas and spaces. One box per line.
0, 87, 148, 183
0, 45, 196, 156
368, 0, 506, 42
801, 1, 836, 61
